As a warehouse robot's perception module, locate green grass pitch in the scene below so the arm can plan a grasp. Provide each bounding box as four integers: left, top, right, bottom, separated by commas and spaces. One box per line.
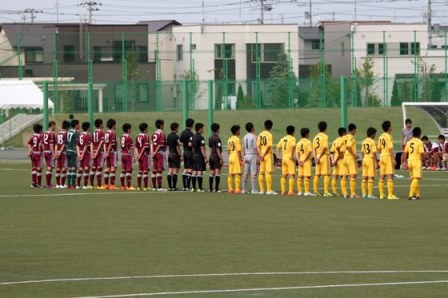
1, 161, 448, 297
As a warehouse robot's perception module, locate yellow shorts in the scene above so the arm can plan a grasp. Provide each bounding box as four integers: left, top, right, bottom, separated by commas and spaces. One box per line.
260, 155, 274, 174
299, 160, 312, 177
344, 156, 357, 175
315, 155, 330, 175
380, 155, 394, 176
362, 158, 376, 177
408, 160, 422, 179
229, 155, 241, 174
332, 159, 344, 176
282, 158, 296, 176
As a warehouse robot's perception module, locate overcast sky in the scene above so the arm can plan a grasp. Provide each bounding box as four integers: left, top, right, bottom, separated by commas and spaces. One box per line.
0, 0, 446, 26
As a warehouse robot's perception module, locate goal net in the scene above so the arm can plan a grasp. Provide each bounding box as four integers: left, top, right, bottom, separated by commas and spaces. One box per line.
402, 102, 448, 136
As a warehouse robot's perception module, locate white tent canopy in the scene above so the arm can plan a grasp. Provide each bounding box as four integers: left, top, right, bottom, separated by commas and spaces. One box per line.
0, 80, 54, 110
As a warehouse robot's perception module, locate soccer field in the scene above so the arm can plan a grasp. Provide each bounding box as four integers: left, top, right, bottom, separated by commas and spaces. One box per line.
1, 161, 448, 297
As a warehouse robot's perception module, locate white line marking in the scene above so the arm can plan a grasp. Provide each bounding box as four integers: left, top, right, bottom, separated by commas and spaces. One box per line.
0, 168, 28, 171
74, 280, 448, 298
2, 270, 448, 286
0, 191, 161, 199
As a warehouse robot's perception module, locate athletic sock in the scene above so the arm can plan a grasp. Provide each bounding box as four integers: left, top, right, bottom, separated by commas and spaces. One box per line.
197, 175, 203, 190
167, 174, 173, 189
215, 175, 220, 191
143, 173, 149, 188
46, 170, 52, 186
173, 174, 178, 189
137, 172, 142, 188
110, 171, 116, 186
258, 174, 265, 193
90, 169, 95, 186
228, 175, 233, 192
280, 177, 286, 193
368, 179, 374, 196
288, 177, 295, 193
96, 169, 103, 187
331, 177, 337, 194
341, 177, 347, 196
324, 175, 330, 194
84, 170, 89, 187
387, 179, 394, 197
361, 179, 367, 197
157, 173, 162, 189
209, 175, 214, 192
77, 170, 83, 186
186, 173, 192, 189
37, 172, 42, 185
251, 176, 257, 192
266, 173, 272, 192
297, 177, 303, 193
151, 172, 157, 188
235, 174, 241, 191
120, 172, 126, 187
126, 173, 132, 188
415, 180, 420, 197
313, 175, 319, 193
379, 179, 385, 198
409, 178, 417, 197
55, 171, 61, 186
191, 175, 197, 190
182, 174, 187, 189
350, 177, 356, 196
304, 177, 310, 193
104, 171, 110, 185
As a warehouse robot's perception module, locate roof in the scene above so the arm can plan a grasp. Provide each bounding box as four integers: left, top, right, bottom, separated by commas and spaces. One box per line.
137, 20, 181, 32
0, 79, 54, 109
1, 23, 46, 47
299, 26, 320, 40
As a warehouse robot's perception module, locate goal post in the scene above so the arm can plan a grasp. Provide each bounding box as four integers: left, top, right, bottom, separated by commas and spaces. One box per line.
402, 102, 448, 136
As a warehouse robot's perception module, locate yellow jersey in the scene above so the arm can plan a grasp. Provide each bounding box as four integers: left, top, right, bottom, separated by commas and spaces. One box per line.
330, 137, 344, 161
228, 135, 242, 157
257, 130, 273, 157
296, 138, 312, 162
404, 137, 424, 162
277, 135, 296, 160
343, 134, 356, 158
313, 132, 329, 156
378, 132, 394, 157
361, 137, 377, 159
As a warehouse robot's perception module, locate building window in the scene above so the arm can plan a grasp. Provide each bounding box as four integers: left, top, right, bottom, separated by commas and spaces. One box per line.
311, 39, 323, 50
63, 45, 75, 62
113, 40, 136, 62
177, 44, 183, 61
24, 48, 43, 63
215, 44, 235, 59
138, 46, 148, 62
341, 42, 345, 57
250, 43, 283, 63
93, 46, 113, 62
411, 42, 420, 55
400, 43, 409, 55
400, 42, 420, 55
367, 43, 375, 55
378, 43, 385, 55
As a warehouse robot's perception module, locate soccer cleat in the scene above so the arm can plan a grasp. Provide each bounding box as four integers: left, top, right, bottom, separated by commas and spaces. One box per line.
228, 189, 234, 194
332, 192, 340, 197
31, 183, 39, 188
120, 186, 126, 190
281, 191, 287, 195
362, 195, 368, 199
379, 196, 386, 200
387, 195, 400, 200
415, 196, 421, 200
234, 189, 242, 194
190, 188, 197, 192
251, 190, 262, 195
215, 189, 222, 193
103, 184, 110, 190
304, 192, 316, 196
288, 192, 296, 196
76, 186, 81, 189
323, 192, 333, 197
126, 186, 136, 191
367, 195, 378, 199
55, 184, 61, 189
197, 189, 205, 193
314, 192, 322, 196
157, 188, 168, 192
96, 185, 107, 190
296, 192, 303, 196
408, 196, 415, 200
343, 195, 350, 199
109, 185, 118, 190
350, 194, 361, 199
266, 191, 278, 195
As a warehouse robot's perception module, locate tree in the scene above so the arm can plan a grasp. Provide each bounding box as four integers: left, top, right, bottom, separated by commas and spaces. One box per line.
236, 84, 253, 109
265, 52, 298, 108
306, 62, 340, 108
355, 57, 376, 106
412, 55, 437, 102
390, 79, 401, 107
126, 52, 141, 112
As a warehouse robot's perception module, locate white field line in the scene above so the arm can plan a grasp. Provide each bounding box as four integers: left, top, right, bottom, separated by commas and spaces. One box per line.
2, 270, 448, 286
74, 280, 448, 298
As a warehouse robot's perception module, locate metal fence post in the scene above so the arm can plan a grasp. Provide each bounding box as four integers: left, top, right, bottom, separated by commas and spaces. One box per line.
340, 76, 347, 129
182, 79, 188, 128
43, 81, 49, 131
208, 80, 214, 137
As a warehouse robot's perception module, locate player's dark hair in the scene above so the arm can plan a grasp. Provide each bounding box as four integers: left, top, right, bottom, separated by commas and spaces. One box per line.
48, 120, 56, 127
70, 119, 79, 128
300, 128, 310, 138
195, 122, 204, 132
348, 123, 357, 132
33, 123, 43, 133
170, 122, 179, 131
338, 127, 346, 137
438, 134, 445, 141
231, 125, 241, 135
139, 122, 148, 133
382, 120, 391, 132
94, 119, 103, 128
286, 125, 295, 135
82, 122, 90, 132
186, 118, 194, 128
405, 118, 412, 125
413, 127, 422, 138
245, 122, 254, 133
155, 119, 164, 129
211, 123, 220, 133
62, 120, 70, 130
69, 114, 74, 120
318, 121, 327, 132
122, 123, 131, 133
421, 135, 429, 141
264, 120, 273, 130
367, 127, 377, 137
106, 119, 116, 129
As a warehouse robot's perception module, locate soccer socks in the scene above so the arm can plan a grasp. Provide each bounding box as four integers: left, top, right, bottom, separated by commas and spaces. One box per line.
409, 178, 417, 197
110, 170, 116, 186
415, 180, 421, 197
83, 169, 89, 187
182, 174, 187, 189
46, 169, 52, 186
157, 172, 162, 189
350, 178, 356, 196
304, 177, 310, 193
340, 177, 348, 196
31, 168, 37, 184
251, 175, 257, 192
96, 168, 103, 187
235, 174, 241, 192
55, 170, 61, 186
191, 175, 197, 190
368, 179, 374, 196
331, 177, 337, 194
209, 176, 214, 192
61, 170, 67, 186
126, 172, 132, 188
266, 173, 272, 192
228, 175, 233, 192
104, 170, 110, 186
151, 172, 157, 188
313, 175, 319, 193
361, 179, 367, 197
121, 172, 126, 187
387, 179, 394, 197
173, 174, 178, 189
37, 171, 42, 185
280, 177, 286, 194
168, 174, 173, 189
379, 179, 385, 198
215, 175, 220, 191
258, 174, 265, 193
143, 172, 149, 188
297, 177, 303, 194
137, 171, 142, 188
186, 173, 192, 189
288, 177, 295, 193
324, 175, 330, 194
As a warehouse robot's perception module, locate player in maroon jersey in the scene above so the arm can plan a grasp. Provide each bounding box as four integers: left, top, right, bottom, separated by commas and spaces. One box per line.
120, 123, 136, 190
77, 122, 91, 189
91, 119, 105, 188
28, 123, 43, 187
151, 119, 167, 191
104, 118, 118, 190
42, 121, 56, 187
55, 121, 69, 188
135, 122, 150, 190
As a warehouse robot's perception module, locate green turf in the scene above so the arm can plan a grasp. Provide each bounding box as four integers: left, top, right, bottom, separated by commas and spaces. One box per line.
3, 107, 439, 149
1, 162, 448, 297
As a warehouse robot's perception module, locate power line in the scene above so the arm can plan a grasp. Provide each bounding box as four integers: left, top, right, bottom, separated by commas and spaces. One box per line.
78, 1, 102, 23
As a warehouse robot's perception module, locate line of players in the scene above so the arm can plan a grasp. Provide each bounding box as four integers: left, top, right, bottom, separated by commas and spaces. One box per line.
28, 117, 425, 199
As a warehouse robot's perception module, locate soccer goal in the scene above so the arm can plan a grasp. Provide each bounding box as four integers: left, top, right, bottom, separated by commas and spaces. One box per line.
402, 102, 448, 136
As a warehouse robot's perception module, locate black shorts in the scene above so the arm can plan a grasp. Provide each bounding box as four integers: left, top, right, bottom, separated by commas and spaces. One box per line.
168, 152, 181, 169
209, 154, 222, 170
183, 151, 193, 169
193, 154, 206, 172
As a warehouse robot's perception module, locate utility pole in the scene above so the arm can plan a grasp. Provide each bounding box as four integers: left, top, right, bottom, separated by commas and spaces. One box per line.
24, 8, 43, 23
428, 0, 432, 47
251, 0, 273, 24
78, 1, 102, 24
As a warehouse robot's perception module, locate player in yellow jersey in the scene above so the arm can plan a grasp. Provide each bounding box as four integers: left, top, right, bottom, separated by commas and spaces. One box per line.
276, 125, 297, 195
296, 128, 314, 196
377, 120, 399, 200
330, 127, 346, 197
361, 127, 379, 199
341, 123, 360, 199
227, 125, 243, 194
257, 120, 277, 195
312, 121, 331, 196
402, 127, 424, 200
